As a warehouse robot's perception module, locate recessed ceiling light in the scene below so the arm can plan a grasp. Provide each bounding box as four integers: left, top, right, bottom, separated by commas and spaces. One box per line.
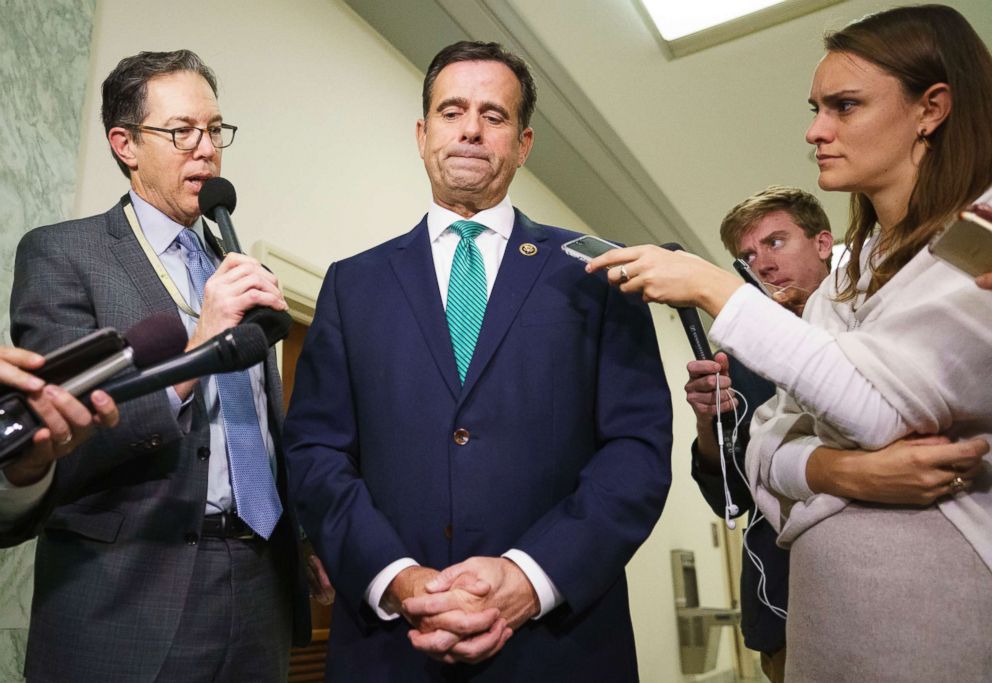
641, 0, 786, 40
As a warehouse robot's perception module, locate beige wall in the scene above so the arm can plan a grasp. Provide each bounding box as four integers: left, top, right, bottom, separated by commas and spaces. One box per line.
72, 1, 736, 681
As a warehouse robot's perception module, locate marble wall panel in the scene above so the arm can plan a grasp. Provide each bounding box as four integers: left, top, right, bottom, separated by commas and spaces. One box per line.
0, 0, 96, 679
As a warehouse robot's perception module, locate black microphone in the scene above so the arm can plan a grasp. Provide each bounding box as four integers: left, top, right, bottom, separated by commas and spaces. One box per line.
198, 176, 241, 253
61, 313, 188, 396
98, 323, 269, 404
198, 177, 292, 346
660, 243, 713, 361
0, 313, 188, 466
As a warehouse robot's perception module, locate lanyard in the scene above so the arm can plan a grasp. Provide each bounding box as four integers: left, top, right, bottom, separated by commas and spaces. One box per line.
122, 196, 202, 319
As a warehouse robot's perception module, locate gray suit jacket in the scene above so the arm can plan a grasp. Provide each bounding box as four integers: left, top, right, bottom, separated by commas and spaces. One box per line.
8, 198, 309, 682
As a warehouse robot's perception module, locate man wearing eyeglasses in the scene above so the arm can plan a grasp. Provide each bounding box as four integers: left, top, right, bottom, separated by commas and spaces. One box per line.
9, 50, 309, 682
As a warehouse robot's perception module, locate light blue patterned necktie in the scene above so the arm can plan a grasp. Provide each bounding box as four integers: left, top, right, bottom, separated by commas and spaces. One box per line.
446, 220, 488, 384
175, 229, 282, 539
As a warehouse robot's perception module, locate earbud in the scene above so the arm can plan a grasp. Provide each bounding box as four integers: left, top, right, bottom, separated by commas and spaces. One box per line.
725, 517, 736, 531
727, 503, 740, 517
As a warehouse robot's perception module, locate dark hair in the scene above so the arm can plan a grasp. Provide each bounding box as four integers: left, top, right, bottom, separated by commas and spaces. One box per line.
825, 5, 992, 300
101, 49, 218, 177
422, 41, 537, 133
720, 185, 832, 267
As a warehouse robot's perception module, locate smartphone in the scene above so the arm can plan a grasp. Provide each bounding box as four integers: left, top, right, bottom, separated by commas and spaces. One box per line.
732, 258, 773, 297
561, 235, 620, 263
35, 327, 125, 386
929, 210, 992, 277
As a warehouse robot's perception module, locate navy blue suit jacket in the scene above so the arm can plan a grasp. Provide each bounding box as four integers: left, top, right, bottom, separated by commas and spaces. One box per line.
285, 211, 673, 681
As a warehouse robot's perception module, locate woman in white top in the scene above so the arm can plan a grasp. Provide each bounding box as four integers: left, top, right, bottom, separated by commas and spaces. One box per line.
589, 5, 992, 680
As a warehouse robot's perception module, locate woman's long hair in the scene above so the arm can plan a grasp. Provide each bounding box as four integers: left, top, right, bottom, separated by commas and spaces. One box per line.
826, 4, 992, 300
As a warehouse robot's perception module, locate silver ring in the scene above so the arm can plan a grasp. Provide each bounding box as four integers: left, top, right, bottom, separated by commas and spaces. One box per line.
950, 476, 966, 492
56, 433, 73, 446
618, 264, 630, 284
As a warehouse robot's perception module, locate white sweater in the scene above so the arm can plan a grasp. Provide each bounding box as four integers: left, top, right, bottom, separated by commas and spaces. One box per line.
709, 196, 992, 572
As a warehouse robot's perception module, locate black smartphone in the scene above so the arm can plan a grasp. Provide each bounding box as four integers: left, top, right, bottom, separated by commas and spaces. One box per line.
732, 259, 773, 297
35, 328, 125, 386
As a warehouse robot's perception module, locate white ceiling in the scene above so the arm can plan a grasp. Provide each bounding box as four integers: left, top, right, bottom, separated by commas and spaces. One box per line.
343, 0, 992, 264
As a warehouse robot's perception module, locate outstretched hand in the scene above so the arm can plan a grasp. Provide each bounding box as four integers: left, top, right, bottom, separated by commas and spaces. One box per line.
585, 244, 743, 317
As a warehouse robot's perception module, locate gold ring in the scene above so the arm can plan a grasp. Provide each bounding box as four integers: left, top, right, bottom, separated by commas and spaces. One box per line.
619, 264, 630, 283
950, 476, 966, 492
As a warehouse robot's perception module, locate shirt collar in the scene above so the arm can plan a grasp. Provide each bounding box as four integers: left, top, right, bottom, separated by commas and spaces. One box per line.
129, 189, 206, 255
427, 195, 515, 243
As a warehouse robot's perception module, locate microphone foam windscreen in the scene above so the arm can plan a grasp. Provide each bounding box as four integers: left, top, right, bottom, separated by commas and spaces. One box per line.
125, 313, 188, 368
241, 307, 293, 346
197, 177, 237, 222
228, 324, 270, 370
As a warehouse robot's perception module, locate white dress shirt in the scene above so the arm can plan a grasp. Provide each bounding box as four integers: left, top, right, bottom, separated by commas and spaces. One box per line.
130, 191, 276, 515
364, 196, 563, 621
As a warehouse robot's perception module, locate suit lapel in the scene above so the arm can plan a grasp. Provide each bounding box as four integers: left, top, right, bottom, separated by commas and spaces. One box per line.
107, 198, 185, 325
460, 210, 550, 399
388, 219, 461, 399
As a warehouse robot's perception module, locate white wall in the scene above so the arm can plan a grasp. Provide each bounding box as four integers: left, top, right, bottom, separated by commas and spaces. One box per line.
75, 0, 589, 269
73, 2, 728, 681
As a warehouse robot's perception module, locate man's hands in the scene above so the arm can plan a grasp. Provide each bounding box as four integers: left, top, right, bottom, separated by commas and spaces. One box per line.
386, 557, 539, 665
1, 347, 120, 486
174, 253, 287, 399
770, 285, 813, 317
685, 352, 737, 472
807, 435, 989, 505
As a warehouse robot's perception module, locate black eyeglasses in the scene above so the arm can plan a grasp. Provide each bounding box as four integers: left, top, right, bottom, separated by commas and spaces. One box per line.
123, 123, 238, 150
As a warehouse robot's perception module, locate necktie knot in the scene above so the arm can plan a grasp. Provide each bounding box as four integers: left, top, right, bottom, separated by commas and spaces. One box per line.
175, 228, 205, 255
449, 220, 487, 242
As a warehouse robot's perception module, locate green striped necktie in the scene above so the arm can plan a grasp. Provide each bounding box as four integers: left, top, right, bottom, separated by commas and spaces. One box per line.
446, 220, 488, 384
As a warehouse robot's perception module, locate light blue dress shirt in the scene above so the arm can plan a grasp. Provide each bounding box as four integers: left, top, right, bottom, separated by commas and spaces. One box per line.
129, 190, 276, 515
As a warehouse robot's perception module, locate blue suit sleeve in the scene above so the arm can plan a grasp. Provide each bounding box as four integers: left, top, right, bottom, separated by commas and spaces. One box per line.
283, 263, 410, 610
513, 286, 673, 615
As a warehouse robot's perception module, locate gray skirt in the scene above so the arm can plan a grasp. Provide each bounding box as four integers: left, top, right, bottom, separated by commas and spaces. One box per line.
786, 503, 992, 682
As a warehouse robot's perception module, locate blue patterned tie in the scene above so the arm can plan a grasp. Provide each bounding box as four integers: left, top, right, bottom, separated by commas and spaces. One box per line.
176, 229, 282, 539
446, 220, 489, 384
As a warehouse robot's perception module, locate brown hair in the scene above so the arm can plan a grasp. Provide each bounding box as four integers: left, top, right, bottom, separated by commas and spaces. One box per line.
825, 5, 992, 300
720, 185, 832, 265
102, 50, 218, 178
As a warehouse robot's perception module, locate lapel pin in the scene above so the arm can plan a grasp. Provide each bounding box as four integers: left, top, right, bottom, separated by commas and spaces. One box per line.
519, 243, 537, 256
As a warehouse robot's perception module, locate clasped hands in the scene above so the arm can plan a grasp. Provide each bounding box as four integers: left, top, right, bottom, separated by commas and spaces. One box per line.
384, 556, 539, 665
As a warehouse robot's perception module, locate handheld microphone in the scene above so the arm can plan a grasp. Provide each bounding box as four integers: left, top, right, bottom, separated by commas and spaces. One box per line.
661, 243, 713, 361
662, 242, 742, 529
198, 176, 241, 253
97, 323, 269, 404
198, 177, 292, 346
60, 313, 188, 397
0, 313, 188, 466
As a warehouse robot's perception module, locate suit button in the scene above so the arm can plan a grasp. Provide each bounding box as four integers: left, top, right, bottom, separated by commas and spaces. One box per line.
453, 428, 470, 445
148, 434, 162, 448
443, 525, 453, 540
197, 446, 210, 461
184, 532, 198, 545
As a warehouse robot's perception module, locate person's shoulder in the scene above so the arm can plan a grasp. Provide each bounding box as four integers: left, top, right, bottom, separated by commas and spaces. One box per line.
20, 204, 121, 250
512, 210, 587, 246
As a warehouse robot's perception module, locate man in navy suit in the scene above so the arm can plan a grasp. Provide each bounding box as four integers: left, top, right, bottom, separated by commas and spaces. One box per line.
285, 40, 673, 681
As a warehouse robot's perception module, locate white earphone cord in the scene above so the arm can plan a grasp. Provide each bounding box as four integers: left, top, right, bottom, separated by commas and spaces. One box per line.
714, 370, 787, 620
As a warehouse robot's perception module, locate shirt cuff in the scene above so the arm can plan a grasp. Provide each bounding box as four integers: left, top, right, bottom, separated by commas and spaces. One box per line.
365, 557, 420, 621
167, 386, 194, 434
767, 435, 821, 501
0, 462, 55, 529
503, 549, 563, 619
